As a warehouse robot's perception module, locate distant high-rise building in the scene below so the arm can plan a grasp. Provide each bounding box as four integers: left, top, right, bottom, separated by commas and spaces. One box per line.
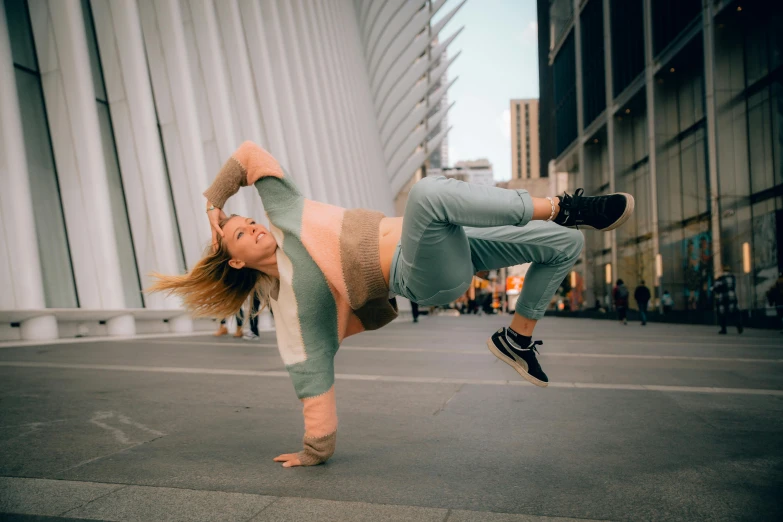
441, 159, 495, 186
510, 99, 540, 180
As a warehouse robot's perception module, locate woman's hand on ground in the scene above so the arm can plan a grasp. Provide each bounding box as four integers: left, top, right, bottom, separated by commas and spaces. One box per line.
206, 202, 227, 251
273, 452, 303, 468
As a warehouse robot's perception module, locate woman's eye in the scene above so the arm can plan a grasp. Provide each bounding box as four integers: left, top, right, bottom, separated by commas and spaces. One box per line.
250, 221, 256, 225
238, 232, 243, 239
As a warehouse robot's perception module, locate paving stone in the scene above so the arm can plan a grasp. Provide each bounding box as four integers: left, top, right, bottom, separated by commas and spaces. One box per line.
0, 477, 121, 517
249, 497, 447, 522
65, 485, 274, 522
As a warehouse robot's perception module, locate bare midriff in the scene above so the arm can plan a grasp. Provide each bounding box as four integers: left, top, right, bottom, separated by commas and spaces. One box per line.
378, 217, 404, 288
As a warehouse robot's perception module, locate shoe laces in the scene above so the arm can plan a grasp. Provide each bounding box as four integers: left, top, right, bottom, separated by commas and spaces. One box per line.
529, 339, 543, 355
559, 188, 603, 219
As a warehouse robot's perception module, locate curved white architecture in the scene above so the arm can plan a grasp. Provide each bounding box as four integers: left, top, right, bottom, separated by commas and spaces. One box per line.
0, 0, 465, 341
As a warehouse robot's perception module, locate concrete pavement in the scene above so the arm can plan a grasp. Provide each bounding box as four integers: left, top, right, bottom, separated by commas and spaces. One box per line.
1, 316, 781, 521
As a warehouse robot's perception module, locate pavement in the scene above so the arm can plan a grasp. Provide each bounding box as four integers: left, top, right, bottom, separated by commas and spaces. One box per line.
0, 315, 782, 521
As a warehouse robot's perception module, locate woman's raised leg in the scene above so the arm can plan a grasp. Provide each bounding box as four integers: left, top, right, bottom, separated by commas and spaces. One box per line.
393, 176, 555, 305
465, 223, 584, 387
392, 176, 632, 387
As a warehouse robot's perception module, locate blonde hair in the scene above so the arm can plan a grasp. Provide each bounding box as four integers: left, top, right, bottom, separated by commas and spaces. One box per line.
147, 215, 277, 318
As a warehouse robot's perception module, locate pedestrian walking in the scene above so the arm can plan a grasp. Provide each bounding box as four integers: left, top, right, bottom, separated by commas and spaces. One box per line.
634, 280, 651, 325
613, 279, 629, 325
661, 290, 674, 315
712, 265, 743, 335
766, 272, 783, 333
243, 294, 262, 340
214, 312, 244, 337
150, 142, 635, 467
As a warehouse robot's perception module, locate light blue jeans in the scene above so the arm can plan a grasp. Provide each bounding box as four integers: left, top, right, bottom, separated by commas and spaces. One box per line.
389, 176, 584, 320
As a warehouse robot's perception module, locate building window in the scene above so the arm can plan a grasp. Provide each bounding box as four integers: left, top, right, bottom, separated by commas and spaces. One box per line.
610, 0, 645, 96
580, 0, 607, 127
5, 0, 79, 308
651, 0, 701, 57
553, 32, 578, 155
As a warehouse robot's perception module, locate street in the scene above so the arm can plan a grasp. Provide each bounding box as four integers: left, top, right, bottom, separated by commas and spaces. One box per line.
1, 316, 782, 521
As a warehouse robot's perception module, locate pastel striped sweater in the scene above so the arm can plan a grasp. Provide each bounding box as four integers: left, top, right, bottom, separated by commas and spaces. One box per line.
204, 142, 398, 465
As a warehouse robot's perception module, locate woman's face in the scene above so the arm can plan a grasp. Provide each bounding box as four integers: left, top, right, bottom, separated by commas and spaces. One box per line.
222, 216, 277, 270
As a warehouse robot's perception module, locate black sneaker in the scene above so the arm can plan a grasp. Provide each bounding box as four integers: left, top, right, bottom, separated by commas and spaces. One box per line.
555, 188, 635, 231
487, 328, 548, 387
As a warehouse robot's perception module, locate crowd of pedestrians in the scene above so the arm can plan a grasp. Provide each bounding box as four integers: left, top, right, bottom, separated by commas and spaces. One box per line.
388, 268, 783, 335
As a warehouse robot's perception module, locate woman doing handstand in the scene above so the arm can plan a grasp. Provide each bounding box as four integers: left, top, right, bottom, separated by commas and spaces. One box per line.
151, 141, 634, 468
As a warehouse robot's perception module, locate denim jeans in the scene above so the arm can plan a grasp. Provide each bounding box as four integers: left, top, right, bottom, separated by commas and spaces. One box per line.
389, 176, 584, 320
638, 302, 648, 323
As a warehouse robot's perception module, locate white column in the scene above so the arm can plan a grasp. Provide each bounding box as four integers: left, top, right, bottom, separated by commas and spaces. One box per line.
333, 0, 381, 210
643, 0, 662, 308
340, 0, 395, 214
702, 3, 723, 278
237, 0, 294, 189
184, 0, 248, 219
330, 2, 376, 209
89, 0, 192, 330
137, 0, 211, 268
281, 0, 343, 207
213, 0, 271, 328
601, 0, 618, 296
292, 0, 350, 207
275, 0, 332, 204
256, 1, 314, 199
0, 5, 58, 340
213, 0, 267, 220
571, 0, 592, 291
315, 1, 368, 208
304, 1, 360, 208
28, 0, 133, 334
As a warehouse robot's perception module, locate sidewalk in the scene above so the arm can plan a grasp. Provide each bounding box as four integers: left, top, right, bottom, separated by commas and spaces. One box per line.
1, 316, 781, 521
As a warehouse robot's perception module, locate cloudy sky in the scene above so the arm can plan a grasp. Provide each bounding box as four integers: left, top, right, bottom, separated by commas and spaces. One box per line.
434, 0, 540, 181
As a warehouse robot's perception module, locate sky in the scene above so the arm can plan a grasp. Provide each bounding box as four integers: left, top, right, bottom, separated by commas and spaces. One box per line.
434, 0, 540, 181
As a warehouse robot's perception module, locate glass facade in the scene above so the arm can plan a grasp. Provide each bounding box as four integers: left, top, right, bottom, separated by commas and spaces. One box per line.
615, 93, 653, 296
654, 39, 711, 312
549, 0, 574, 51
582, 131, 612, 308
541, 0, 783, 326
651, 0, 701, 56
580, 0, 605, 127
553, 32, 577, 155
610, 0, 644, 97
714, 1, 783, 315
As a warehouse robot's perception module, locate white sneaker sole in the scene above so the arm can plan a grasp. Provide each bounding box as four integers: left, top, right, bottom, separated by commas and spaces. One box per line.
486, 338, 548, 388
574, 192, 635, 232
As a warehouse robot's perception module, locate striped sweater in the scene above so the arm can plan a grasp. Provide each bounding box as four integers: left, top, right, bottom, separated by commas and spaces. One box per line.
204, 142, 398, 465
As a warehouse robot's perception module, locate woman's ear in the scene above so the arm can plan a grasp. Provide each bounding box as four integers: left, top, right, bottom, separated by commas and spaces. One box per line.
228, 259, 246, 270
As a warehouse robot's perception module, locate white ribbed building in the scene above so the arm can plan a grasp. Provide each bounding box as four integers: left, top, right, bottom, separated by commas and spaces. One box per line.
0, 0, 465, 341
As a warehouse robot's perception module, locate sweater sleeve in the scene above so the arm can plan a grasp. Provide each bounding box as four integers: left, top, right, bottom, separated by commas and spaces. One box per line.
297, 386, 338, 465
203, 141, 301, 210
